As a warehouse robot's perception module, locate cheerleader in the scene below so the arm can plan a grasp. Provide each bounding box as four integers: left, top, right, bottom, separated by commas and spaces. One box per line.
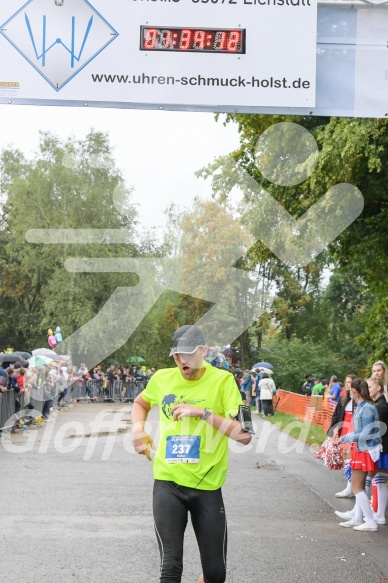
328, 374, 357, 498
335, 378, 381, 531
372, 360, 388, 401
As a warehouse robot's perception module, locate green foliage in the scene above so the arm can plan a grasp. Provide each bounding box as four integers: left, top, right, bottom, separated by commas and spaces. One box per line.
2, 113, 387, 372
0, 131, 157, 353
267, 335, 353, 393
200, 114, 388, 366
160, 198, 271, 367
357, 296, 388, 364
102, 291, 213, 370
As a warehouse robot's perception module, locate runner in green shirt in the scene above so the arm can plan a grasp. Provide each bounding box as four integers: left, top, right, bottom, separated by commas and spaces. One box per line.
312, 380, 323, 395
132, 325, 252, 583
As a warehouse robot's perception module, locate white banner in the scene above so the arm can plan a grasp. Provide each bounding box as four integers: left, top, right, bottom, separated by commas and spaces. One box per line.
355, 8, 388, 116
0, 0, 317, 109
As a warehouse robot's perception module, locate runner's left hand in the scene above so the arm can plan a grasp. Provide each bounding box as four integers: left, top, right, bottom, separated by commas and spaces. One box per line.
170, 405, 204, 421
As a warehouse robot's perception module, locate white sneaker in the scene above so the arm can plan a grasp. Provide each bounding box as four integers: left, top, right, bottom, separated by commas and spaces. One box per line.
335, 510, 354, 520
339, 518, 363, 528
373, 513, 386, 525
353, 522, 378, 532
335, 488, 355, 498
253, 411, 260, 415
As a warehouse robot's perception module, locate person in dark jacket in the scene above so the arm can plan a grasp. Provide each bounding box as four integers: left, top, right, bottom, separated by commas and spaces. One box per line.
302, 374, 314, 396
6, 368, 18, 391
328, 374, 357, 498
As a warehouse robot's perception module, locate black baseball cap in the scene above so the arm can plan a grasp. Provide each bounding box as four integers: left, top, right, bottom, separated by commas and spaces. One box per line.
169, 325, 206, 357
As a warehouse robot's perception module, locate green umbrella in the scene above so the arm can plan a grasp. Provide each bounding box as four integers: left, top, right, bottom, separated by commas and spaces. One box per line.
126, 356, 146, 364
27, 355, 52, 368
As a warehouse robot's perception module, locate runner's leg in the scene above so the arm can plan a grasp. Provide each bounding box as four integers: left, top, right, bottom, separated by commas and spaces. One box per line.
189, 488, 227, 583
153, 480, 188, 583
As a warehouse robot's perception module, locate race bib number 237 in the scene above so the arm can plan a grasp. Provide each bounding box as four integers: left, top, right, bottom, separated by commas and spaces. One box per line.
166, 435, 200, 464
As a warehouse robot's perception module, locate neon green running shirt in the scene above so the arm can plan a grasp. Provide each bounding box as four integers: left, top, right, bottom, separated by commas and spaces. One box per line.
140, 362, 243, 490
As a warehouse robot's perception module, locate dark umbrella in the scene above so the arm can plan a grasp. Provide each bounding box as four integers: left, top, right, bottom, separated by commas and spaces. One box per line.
232, 367, 243, 374
13, 351, 32, 359
0, 353, 22, 364
251, 361, 274, 370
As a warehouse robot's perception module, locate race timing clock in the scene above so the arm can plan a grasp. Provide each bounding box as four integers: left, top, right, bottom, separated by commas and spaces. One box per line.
140, 26, 246, 54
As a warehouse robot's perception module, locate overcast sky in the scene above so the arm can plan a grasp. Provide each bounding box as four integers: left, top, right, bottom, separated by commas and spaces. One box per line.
0, 105, 240, 230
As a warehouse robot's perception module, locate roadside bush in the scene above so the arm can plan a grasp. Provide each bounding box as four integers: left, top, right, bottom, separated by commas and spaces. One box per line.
267, 335, 352, 393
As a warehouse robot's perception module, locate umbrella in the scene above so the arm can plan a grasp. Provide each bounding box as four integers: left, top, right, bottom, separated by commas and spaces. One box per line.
27, 355, 52, 368
48, 354, 63, 362
231, 367, 243, 374
251, 361, 274, 370
126, 356, 146, 364
0, 353, 22, 364
251, 367, 273, 375
13, 351, 32, 359
32, 348, 58, 358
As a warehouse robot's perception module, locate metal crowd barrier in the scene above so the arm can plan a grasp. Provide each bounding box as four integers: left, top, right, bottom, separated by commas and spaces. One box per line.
103, 380, 123, 402
0, 376, 149, 439
0, 381, 148, 431
70, 381, 83, 402
29, 386, 44, 414
122, 380, 135, 401
68, 380, 103, 402
0, 389, 16, 432
17, 392, 42, 429
70, 381, 91, 403
86, 380, 102, 401
116, 380, 145, 402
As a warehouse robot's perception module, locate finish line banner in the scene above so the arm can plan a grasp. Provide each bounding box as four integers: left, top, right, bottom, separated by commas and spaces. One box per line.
0, 0, 317, 109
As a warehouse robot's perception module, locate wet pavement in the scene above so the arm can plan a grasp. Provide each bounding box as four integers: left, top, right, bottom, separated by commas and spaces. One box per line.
1, 402, 388, 583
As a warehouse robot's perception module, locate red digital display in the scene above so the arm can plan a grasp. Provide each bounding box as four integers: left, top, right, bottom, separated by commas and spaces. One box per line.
140, 26, 245, 54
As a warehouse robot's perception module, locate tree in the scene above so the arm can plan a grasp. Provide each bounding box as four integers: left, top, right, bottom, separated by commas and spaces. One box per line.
199, 114, 388, 364
268, 335, 351, 393
0, 130, 144, 352
160, 199, 273, 367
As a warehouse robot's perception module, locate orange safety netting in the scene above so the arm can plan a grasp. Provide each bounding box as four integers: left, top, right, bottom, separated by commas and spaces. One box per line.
275, 390, 335, 432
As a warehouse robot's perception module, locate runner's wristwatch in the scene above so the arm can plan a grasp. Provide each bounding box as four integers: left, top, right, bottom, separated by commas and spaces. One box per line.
202, 408, 212, 421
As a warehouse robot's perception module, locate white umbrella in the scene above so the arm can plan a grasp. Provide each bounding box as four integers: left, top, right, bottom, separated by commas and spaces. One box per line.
27, 355, 52, 368
251, 367, 273, 375
32, 348, 58, 358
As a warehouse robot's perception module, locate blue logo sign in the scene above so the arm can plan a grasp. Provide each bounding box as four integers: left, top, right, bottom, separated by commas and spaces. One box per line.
0, 0, 119, 91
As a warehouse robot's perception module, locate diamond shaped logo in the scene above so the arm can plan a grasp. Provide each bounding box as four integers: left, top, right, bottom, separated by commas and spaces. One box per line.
0, 0, 119, 91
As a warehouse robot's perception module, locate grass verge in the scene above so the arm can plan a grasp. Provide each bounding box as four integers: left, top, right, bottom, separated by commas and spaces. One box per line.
257, 410, 327, 447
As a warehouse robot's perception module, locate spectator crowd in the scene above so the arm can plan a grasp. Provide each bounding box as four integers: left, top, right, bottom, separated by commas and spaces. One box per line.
0, 357, 156, 428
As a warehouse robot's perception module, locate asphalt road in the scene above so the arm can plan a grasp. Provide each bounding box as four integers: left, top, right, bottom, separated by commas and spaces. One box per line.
1, 402, 387, 583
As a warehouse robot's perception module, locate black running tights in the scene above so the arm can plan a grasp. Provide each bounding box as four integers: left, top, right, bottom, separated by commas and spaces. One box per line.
153, 480, 227, 583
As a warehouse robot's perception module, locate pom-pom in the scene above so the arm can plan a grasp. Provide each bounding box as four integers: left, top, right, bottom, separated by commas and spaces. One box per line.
316, 437, 343, 470
324, 439, 344, 470
315, 438, 329, 461
343, 462, 352, 481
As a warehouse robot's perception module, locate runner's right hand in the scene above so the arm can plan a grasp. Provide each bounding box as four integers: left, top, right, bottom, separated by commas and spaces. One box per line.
133, 432, 156, 461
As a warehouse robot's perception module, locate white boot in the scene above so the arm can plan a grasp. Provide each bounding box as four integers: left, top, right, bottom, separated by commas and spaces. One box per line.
335, 485, 354, 498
